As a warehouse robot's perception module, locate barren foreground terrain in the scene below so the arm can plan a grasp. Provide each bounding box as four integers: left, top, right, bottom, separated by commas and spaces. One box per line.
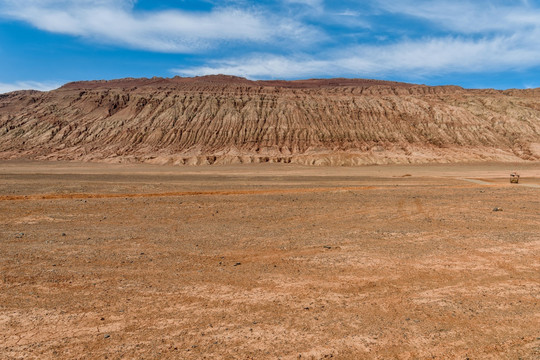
1, 161, 539, 359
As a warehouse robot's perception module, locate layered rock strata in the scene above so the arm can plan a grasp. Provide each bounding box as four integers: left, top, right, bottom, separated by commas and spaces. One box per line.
1, 75, 539, 165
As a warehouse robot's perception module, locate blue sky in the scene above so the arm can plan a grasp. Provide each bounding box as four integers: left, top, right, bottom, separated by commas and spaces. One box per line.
2, 0, 540, 93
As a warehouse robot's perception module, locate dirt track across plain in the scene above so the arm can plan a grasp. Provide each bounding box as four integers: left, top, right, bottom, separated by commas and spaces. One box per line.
1, 161, 539, 359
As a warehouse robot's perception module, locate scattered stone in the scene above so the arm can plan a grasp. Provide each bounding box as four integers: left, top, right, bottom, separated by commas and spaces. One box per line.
15, 232, 24, 238
104, 334, 110, 339
234, 262, 242, 266
493, 207, 503, 212
323, 245, 332, 249
61, 233, 66, 236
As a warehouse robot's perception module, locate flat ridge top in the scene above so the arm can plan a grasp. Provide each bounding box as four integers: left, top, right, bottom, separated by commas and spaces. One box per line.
59, 75, 421, 90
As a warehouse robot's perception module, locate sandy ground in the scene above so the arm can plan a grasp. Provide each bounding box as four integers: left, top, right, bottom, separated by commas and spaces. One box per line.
1, 161, 539, 359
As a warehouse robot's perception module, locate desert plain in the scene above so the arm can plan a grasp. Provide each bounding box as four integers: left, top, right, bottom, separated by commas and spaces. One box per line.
0, 160, 539, 359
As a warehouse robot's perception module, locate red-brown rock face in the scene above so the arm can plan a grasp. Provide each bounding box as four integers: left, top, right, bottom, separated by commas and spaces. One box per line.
1, 75, 539, 165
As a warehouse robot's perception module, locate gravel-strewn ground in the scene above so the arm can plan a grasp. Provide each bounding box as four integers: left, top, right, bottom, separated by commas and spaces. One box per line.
1, 161, 539, 359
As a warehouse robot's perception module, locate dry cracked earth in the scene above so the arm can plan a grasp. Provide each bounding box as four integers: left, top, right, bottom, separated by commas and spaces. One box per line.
1, 161, 539, 359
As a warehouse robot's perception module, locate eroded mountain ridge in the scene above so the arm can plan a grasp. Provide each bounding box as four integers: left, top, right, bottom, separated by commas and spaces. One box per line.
1, 75, 539, 165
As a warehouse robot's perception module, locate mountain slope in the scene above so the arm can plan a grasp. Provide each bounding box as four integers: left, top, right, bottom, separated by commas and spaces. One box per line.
1, 75, 539, 165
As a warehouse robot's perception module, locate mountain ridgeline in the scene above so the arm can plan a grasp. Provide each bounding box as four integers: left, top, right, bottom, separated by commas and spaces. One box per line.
1, 75, 539, 165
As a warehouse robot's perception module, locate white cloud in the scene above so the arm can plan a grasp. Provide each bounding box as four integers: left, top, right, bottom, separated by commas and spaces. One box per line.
0, 81, 61, 94
377, 0, 540, 34
175, 32, 540, 80
174, 1, 540, 80
336, 10, 360, 17
0, 0, 321, 52
283, 0, 324, 9
3, 0, 540, 84
175, 56, 331, 79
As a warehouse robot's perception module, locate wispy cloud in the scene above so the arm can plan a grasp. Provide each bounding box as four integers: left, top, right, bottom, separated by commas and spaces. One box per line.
0, 81, 61, 94
0, 0, 321, 52
172, 1, 540, 80
175, 56, 331, 79
283, 0, 324, 10
377, 0, 540, 34
3, 0, 540, 87
336, 10, 360, 17
175, 32, 540, 80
